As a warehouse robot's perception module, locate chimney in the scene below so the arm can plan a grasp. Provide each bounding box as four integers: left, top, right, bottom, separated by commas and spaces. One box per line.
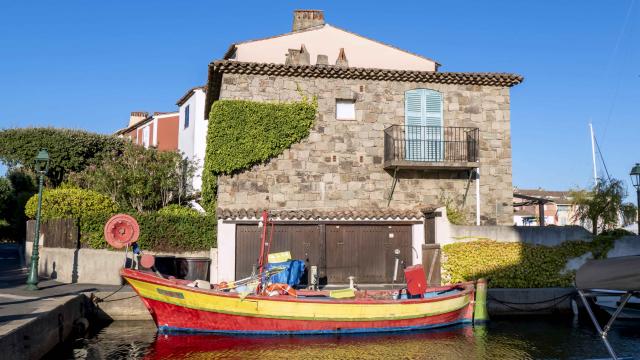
129, 111, 149, 127
316, 54, 329, 66
335, 48, 349, 67
285, 44, 310, 65
292, 10, 325, 31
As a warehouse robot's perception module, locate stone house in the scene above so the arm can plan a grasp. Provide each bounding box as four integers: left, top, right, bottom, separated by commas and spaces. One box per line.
205, 10, 523, 285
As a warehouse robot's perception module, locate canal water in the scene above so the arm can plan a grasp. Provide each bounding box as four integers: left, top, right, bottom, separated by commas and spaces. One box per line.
46, 317, 640, 359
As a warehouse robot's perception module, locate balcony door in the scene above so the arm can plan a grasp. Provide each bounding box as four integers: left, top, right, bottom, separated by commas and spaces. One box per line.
404, 89, 443, 161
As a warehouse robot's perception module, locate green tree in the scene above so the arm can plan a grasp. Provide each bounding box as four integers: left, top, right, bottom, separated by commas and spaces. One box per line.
68, 144, 196, 212
570, 178, 627, 235
0, 169, 37, 241
0, 128, 125, 186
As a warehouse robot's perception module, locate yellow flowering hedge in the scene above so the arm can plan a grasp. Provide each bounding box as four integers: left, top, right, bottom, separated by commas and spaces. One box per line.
442, 230, 627, 288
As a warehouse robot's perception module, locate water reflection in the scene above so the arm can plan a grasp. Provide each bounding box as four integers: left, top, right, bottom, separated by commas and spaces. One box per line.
49, 318, 640, 360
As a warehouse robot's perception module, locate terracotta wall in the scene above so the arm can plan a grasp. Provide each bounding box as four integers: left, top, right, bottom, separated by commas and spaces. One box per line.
157, 115, 179, 151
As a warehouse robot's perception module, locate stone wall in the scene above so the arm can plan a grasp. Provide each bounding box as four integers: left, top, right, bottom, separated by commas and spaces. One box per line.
25, 242, 215, 285
216, 73, 514, 225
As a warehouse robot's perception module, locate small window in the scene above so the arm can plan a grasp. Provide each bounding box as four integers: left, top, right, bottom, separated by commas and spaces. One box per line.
184, 105, 190, 129
336, 99, 355, 120
142, 126, 150, 148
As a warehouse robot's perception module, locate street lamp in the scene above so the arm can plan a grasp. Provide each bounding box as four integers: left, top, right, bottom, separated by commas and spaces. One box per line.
26, 149, 49, 290
630, 163, 640, 236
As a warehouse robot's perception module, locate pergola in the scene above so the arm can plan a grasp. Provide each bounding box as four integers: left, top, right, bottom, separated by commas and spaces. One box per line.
513, 193, 554, 226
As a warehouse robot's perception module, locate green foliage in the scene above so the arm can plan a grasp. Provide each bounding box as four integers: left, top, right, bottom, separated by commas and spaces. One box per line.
0, 128, 125, 186
570, 178, 627, 234
68, 143, 196, 212
134, 211, 216, 252
25, 188, 119, 246
621, 202, 638, 227
158, 204, 201, 217
0, 177, 12, 216
24, 189, 214, 251
442, 232, 624, 288
438, 191, 469, 225
0, 169, 38, 241
201, 99, 317, 212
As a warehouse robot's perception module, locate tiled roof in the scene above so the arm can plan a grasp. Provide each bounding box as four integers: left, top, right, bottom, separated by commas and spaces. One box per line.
217, 207, 436, 221
113, 111, 178, 136
205, 60, 523, 117
210, 60, 523, 87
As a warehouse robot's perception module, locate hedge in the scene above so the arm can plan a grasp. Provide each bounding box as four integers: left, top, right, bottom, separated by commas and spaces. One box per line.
25, 188, 215, 251
441, 230, 627, 288
201, 99, 317, 212
0, 128, 125, 186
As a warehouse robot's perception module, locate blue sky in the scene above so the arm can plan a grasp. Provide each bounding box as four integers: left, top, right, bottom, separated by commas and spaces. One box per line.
0, 1, 638, 199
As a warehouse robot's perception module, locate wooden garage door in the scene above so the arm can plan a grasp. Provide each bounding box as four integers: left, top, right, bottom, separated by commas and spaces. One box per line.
326, 225, 412, 284
235, 224, 323, 281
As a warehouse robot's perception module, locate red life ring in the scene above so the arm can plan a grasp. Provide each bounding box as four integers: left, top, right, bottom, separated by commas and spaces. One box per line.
104, 214, 140, 249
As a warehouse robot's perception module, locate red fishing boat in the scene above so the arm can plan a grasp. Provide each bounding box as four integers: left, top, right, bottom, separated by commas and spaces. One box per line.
111, 212, 487, 335
122, 268, 483, 334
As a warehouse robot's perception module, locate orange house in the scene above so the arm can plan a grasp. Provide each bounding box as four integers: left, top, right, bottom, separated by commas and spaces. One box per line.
115, 111, 179, 151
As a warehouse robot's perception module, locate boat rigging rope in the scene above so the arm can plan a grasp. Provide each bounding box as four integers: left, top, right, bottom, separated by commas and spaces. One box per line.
92, 284, 126, 304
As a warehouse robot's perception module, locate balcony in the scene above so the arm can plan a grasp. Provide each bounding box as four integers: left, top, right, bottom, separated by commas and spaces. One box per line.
383, 125, 479, 170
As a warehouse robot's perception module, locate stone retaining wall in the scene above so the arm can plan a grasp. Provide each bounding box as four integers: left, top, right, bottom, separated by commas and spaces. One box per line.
24, 242, 216, 285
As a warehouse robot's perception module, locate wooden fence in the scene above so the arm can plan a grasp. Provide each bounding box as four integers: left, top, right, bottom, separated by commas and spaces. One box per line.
26, 218, 79, 249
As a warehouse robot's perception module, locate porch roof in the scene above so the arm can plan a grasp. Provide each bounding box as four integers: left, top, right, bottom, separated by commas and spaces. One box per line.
216, 207, 437, 221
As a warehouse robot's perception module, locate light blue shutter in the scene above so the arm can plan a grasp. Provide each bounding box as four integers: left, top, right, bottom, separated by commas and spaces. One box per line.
424, 90, 443, 161
405, 89, 444, 161
405, 89, 424, 160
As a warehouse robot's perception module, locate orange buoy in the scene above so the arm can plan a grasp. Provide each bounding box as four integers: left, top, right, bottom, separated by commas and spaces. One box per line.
140, 254, 155, 269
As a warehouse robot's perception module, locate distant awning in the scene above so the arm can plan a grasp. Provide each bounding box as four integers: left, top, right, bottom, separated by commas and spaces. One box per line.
575, 256, 640, 291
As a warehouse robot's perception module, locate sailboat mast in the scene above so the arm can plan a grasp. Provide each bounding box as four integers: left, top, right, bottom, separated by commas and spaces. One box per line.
589, 122, 598, 186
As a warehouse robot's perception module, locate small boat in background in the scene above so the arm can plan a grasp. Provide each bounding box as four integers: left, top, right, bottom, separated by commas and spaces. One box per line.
576, 255, 640, 360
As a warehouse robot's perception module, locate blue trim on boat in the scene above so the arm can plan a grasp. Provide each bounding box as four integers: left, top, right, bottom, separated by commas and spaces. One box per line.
157, 319, 473, 335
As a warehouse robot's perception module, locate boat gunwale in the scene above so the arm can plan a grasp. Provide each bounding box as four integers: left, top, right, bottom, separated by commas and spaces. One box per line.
121, 268, 475, 306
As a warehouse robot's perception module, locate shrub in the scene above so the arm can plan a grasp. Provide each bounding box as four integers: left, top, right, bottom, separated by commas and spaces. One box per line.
135, 211, 216, 252
158, 204, 201, 217
0, 128, 125, 186
25, 190, 215, 251
25, 188, 119, 246
201, 99, 317, 212
442, 233, 622, 288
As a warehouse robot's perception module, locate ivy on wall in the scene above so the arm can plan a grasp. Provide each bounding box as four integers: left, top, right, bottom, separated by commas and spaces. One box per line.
441, 230, 628, 288
201, 99, 317, 212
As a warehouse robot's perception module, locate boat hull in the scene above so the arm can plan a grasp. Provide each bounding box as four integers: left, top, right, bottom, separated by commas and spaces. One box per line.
122, 269, 475, 335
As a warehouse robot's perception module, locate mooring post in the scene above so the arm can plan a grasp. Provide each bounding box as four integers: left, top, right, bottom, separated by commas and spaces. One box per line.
473, 278, 489, 324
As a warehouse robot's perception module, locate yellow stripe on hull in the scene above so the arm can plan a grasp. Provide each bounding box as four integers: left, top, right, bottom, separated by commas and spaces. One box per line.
126, 277, 471, 322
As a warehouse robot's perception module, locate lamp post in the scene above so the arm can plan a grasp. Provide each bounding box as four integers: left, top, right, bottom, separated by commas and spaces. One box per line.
630, 163, 640, 236
26, 149, 49, 290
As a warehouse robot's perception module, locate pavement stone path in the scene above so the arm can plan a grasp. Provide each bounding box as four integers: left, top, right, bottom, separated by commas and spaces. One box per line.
0, 243, 124, 330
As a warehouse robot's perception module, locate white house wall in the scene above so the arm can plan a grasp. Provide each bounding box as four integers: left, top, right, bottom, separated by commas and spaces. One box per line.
178, 89, 207, 191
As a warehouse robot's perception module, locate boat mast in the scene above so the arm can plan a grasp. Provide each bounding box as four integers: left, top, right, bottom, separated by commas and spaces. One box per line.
589, 122, 598, 186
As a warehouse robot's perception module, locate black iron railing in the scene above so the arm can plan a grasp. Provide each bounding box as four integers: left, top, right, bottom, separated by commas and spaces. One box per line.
384, 125, 479, 163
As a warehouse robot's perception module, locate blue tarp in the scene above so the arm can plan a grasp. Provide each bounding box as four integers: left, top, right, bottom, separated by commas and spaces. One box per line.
266, 260, 306, 287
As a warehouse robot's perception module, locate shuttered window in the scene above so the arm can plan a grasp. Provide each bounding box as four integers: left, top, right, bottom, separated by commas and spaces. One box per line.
184, 105, 190, 129
404, 89, 443, 161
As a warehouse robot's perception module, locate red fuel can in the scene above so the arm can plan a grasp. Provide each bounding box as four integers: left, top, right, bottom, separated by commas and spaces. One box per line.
404, 264, 427, 296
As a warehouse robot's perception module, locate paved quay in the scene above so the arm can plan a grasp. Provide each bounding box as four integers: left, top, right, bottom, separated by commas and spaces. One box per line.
0, 244, 144, 360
